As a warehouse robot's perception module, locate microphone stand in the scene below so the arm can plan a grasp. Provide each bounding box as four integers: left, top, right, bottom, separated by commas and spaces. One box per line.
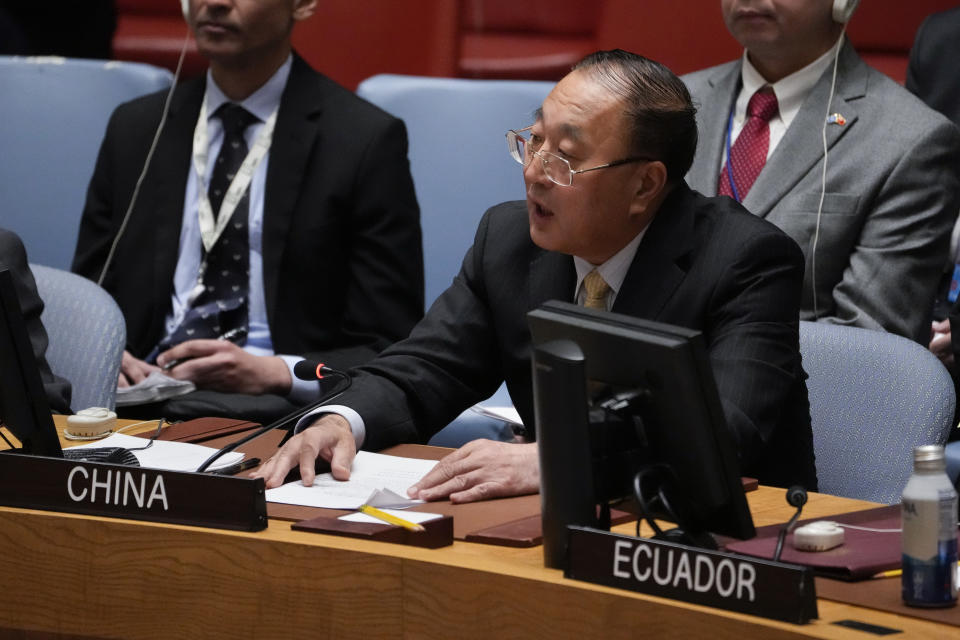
773, 486, 807, 562
195, 370, 351, 473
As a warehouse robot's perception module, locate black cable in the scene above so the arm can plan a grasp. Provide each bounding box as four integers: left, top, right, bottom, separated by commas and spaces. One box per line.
195, 370, 351, 473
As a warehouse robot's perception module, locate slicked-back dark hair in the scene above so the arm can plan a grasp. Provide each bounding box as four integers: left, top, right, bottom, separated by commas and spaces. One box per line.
572, 50, 697, 183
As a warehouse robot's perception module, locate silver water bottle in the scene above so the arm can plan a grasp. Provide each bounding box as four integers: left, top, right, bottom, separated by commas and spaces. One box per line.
901, 445, 958, 607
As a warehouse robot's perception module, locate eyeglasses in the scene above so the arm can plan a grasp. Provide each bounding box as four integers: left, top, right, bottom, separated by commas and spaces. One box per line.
506, 126, 652, 187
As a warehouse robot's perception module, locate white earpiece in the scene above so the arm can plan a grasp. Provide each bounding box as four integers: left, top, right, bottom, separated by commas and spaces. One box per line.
97, 0, 191, 288
832, 0, 860, 24
811, 2, 853, 320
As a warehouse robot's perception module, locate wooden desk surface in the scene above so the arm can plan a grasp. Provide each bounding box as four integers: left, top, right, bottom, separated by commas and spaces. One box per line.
0, 415, 163, 452
0, 421, 951, 639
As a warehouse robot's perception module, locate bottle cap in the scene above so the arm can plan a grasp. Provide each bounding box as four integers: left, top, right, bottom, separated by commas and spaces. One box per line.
913, 444, 945, 471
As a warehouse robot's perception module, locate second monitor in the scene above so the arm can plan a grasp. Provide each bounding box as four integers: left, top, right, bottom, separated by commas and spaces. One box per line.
529, 301, 755, 568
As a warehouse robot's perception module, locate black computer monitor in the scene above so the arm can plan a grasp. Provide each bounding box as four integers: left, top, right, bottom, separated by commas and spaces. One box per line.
528, 300, 755, 567
0, 268, 64, 457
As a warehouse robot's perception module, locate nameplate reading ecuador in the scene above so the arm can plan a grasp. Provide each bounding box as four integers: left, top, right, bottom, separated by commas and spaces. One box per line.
0, 453, 267, 531
565, 526, 818, 624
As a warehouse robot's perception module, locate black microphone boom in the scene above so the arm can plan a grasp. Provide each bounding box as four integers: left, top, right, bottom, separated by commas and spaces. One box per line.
195, 364, 351, 473
773, 484, 808, 562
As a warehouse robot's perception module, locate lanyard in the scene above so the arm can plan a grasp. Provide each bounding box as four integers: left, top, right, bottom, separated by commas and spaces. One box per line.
191, 94, 278, 253
723, 110, 742, 203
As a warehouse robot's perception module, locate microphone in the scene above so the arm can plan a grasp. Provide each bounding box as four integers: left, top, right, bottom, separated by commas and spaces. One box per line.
194, 361, 351, 473
773, 485, 808, 562
293, 359, 338, 381
785, 485, 808, 510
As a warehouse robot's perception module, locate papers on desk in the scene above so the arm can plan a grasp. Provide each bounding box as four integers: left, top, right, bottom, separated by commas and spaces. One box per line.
470, 404, 523, 426
115, 371, 195, 406
66, 432, 243, 472
265, 451, 437, 510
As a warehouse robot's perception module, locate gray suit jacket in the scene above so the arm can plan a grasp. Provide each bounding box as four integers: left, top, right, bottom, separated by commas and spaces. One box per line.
684, 41, 960, 344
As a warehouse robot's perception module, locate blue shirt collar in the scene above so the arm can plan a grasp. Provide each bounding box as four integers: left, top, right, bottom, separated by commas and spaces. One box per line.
204, 54, 292, 123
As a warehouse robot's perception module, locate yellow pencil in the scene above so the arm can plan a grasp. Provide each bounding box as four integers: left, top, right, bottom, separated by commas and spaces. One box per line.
872, 568, 902, 579
873, 561, 960, 579
358, 504, 425, 532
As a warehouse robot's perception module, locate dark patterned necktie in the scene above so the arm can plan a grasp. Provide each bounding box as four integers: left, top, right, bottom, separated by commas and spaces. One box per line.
718, 87, 779, 201
156, 103, 258, 353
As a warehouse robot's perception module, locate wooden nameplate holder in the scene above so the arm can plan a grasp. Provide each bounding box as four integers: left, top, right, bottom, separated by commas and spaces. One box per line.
565, 526, 818, 625
0, 451, 267, 531
292, 513, 454, 548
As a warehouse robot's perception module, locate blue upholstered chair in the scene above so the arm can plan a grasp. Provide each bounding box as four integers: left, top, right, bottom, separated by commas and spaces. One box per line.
357, 74, 552, 446
799, 321, 955, 503
948, 443, 960, 487
356, 73, 553, 308
30, 264, 126, 411
0, 56, 173, 269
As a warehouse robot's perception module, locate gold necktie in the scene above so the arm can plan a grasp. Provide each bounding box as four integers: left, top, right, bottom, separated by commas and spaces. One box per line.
583, 269, 611, 310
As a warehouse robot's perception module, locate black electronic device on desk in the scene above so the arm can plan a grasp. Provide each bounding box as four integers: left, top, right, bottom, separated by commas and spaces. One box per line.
0, 269, 65, 458
529, 300, 755, 565
528, 301, 816, 625
0, 268, 266, 531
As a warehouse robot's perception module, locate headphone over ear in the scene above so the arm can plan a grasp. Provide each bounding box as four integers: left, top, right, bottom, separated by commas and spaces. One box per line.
181, 0, 189, 21
832, 0, 860, 24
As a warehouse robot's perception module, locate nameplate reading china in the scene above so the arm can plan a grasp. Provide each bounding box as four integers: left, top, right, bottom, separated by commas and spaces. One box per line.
565, 526, 818, 624
0, 453, 266, 531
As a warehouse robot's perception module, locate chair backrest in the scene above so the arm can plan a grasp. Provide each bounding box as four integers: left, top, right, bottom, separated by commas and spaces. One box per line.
800, 321, 955, 503
357, 73, 553, 306
30, 264, 126, 411
0, 56, 173, 269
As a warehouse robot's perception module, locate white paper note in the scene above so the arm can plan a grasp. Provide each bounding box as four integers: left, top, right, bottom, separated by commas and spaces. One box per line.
66, 432, 243, 471
339, 509, 444, 525
264, 451, 438, 509
469, 404, 523, 426
115, 371, 196, 406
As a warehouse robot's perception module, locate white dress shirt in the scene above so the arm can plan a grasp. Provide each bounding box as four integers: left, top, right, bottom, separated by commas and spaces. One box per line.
719, 35, 844, 177
572, 227, 647, 310
301, 226, 650, 448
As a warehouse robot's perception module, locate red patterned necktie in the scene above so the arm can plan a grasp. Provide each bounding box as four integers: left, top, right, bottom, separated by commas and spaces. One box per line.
718, 87, 779, 201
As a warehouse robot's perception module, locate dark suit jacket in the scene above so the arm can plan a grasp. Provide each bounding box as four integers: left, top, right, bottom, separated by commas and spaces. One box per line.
906, 8, 960, 394
72, 55, 424, 374
338, 185, 817, 490
0, 228, 71, 413
907, 7, 960, 127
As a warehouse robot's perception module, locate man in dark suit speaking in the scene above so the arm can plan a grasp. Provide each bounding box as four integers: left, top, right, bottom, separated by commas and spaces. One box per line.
256, 50, 817, 499
72, 0, 423, 421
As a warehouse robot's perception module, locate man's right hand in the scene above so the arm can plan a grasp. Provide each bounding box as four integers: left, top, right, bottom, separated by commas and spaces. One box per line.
251, 414, 356, 488
117, 350, 160, 388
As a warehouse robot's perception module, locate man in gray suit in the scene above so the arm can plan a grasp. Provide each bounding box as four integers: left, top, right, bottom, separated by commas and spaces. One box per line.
683, 0, 960, 344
